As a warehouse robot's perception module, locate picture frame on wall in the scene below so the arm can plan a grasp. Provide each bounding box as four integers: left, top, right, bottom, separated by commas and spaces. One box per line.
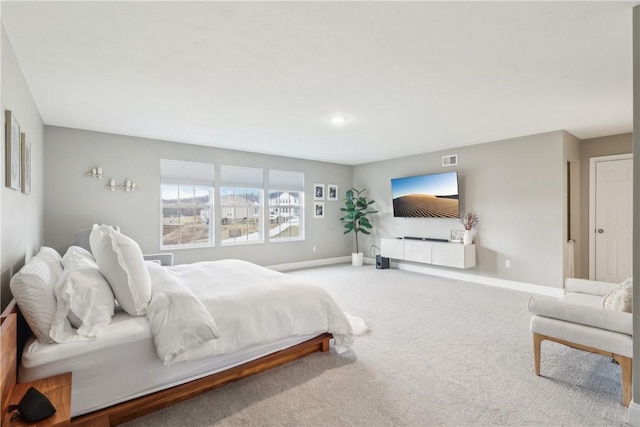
314, 183, 324, 200
21, 133, 31, 194
313, 201, 325, 219
5, 110, 21, 191
327, 184, 338, 201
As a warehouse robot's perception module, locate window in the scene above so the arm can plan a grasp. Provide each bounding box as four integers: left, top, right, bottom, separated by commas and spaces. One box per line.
160, 160, 214, 249
220, 165, 263, 244
268, 170, 304, 241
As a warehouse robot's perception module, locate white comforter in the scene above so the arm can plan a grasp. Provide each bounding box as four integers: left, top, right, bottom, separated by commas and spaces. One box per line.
145, 259, 355, 365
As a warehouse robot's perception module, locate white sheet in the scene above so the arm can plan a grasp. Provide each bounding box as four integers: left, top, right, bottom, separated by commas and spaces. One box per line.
157, 259, 354, 364
20, 311, 321, 416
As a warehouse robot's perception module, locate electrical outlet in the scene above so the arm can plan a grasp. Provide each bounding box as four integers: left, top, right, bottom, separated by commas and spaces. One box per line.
505, 260, 511, 269
313, 246, 317, 253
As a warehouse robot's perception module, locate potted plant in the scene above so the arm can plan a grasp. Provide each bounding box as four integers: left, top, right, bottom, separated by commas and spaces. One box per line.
340, 188, 378, 266
459, 212, 479, 245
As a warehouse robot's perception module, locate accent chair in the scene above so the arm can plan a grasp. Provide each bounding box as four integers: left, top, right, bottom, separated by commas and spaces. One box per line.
528, 278, 632, 406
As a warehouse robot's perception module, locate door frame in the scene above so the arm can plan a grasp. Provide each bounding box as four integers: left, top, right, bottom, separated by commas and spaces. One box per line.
588, 153, 633, 280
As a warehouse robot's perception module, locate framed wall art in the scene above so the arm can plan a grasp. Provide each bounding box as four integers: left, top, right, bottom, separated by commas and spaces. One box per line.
5, 110, 21, 191
327, 184, 338, 201
21, 133, 31, 194
313, 201, 325, 219
314, 183, 324, 200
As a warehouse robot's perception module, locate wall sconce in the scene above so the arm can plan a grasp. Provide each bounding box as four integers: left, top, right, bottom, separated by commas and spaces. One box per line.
107, 178, 137, 192
86, 166, 103, 179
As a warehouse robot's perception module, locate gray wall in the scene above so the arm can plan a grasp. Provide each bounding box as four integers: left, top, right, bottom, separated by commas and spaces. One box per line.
44, 126, 353, 266
353, 131, 566, 288
1, 25, 45, 309
578, 133, 632, 279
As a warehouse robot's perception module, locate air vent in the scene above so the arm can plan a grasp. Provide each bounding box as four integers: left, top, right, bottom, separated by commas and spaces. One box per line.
442, 154, 458, 167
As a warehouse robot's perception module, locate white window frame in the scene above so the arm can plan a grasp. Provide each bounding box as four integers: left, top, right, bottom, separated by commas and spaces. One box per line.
268, 170, 305, 243
220, 165, 264, 245
160, 160, 214, 250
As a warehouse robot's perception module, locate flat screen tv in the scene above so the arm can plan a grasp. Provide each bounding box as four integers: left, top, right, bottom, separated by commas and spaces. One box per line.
391, 171, 460, 218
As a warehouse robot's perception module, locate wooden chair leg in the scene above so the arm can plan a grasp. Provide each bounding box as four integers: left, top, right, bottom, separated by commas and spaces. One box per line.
533, 333, 544, 376
613, 354, 632, 407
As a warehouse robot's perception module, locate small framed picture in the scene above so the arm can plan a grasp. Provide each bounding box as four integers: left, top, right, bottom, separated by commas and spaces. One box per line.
314, 183, 324, 200
327, 184, 338, 201
314, 201, 325, 219
5, 110, 21, 191
450, 230, 465, 243
21, 133, 31, 194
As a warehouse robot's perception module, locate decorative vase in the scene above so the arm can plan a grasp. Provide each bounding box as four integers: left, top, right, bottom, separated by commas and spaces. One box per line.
463, 229, 473, 245
352, 252, 364, 266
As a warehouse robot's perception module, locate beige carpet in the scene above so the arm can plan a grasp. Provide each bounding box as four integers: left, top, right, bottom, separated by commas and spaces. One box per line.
123, 264, 628, 426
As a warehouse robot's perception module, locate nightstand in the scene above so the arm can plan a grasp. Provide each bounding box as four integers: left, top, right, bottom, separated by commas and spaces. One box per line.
3, 373, 71, 426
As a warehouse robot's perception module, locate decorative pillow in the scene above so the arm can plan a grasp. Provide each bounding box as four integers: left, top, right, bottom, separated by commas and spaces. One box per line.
9, 247, 63, 343
603, 277, 633, 313
50, 247, 115, 342
90, 224, 151, 316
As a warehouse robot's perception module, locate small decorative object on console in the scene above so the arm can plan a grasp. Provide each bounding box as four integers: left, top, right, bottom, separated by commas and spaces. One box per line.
459, 212, 479, 245
450, 230, 464, 243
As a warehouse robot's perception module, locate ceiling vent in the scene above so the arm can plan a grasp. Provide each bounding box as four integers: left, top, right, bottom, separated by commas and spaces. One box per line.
442, 154, 458, 167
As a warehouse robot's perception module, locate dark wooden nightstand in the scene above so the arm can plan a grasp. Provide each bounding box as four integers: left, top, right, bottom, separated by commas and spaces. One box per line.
3, 373, 71, 426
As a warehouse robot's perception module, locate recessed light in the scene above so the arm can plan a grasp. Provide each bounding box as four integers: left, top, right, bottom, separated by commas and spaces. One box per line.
331, 116, 346, 125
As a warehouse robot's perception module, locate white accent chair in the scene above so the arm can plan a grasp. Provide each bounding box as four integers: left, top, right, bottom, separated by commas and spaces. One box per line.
528, 278, 632, 406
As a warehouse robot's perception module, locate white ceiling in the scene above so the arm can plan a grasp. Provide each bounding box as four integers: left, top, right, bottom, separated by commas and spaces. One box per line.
1, 1, 636, 165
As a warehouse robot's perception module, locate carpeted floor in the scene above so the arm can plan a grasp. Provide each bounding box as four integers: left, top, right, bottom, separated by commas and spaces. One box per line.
123, 264, 629, 426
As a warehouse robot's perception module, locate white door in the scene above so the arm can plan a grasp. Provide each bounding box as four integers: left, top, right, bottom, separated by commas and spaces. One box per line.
590, 155, 633, 282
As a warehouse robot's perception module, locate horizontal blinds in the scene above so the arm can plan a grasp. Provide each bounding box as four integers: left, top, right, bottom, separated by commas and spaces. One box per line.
160, 159, 214, 186
269, 170, 304, 191
221, 165, 263, 187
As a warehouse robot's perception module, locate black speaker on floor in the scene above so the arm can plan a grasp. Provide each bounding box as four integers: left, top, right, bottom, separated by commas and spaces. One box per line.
376, 255, 390, 269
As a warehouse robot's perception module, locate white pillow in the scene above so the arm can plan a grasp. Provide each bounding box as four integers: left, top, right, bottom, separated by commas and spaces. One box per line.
10, 247, 63, 343
50, 247, 116, 342
603, 277, 633, 313
62, 245, 96, 268
90, 225, 151, 316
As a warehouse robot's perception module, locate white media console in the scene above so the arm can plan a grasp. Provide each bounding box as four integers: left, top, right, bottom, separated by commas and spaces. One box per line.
380, 238, 476, 269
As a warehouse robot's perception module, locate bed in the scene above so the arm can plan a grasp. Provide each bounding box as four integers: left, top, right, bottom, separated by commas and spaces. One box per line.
2, 225, 359, 425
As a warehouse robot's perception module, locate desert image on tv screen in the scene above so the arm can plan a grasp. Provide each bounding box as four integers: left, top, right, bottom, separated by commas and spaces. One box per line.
391, 172, 459, 218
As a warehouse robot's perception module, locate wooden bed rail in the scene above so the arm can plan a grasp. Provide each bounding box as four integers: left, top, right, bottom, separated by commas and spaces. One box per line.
0, 300, 333, 426
72, 332, 333, 426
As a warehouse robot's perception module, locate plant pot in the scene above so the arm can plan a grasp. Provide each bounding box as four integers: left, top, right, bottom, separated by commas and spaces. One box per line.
352, 252, 364, 266
463, 229, 473, 245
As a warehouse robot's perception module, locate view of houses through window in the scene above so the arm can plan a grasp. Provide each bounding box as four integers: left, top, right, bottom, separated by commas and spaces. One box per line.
268, 191, 302, 240
160, 160, 215, 249
220, 187, 263, 244
161, 162, 305, 248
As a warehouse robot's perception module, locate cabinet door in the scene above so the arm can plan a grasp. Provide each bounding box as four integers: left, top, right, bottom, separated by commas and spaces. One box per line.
432, 243, 476, 268
381, 238, 404, 259
404, 240, 432, 263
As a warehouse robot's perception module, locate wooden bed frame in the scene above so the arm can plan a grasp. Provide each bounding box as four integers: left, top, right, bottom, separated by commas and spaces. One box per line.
1, 300, 333, 426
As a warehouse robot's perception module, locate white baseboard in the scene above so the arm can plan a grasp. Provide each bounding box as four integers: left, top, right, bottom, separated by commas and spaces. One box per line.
268, 256, 351, 272
268, 256, 563, 297
629, 401, 640, 426
391, 260, 564, 297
